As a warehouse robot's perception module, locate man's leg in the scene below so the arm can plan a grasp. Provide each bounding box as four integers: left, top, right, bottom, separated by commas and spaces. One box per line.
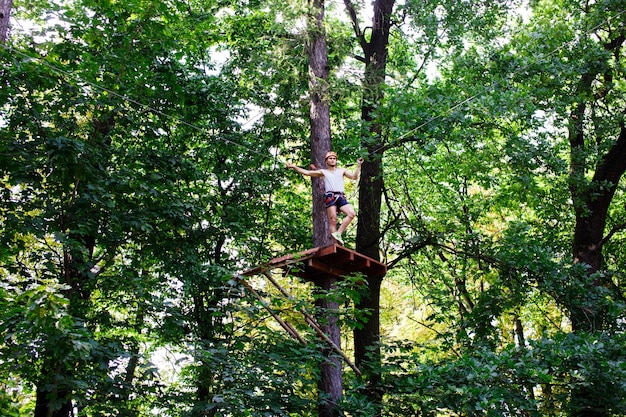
327, 205, 344, 244
326, 205, 338, 233
337, 204, 356, 234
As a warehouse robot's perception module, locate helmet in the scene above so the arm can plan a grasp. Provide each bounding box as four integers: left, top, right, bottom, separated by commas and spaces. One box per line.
324, 151, 337, 160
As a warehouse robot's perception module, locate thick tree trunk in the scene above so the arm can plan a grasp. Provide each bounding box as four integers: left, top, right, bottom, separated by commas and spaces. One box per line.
308, 0, 332, 249
33, 251, 89, 417
354, 147, 384, 409
567, 125, 626, 417
352, 274, 383, 405
315, 276, 343, 417
350, 0, 394, 414
34, 388, 72, 417
568, 91, 626, 333
307, 1, 341, 415
33, 115, 115, 417
566, 33, 626, 416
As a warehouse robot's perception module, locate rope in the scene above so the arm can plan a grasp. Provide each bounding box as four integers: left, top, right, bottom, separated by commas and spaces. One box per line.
1, 43, 269, 157
233, 275, 307, 344
365, 7, 626, 159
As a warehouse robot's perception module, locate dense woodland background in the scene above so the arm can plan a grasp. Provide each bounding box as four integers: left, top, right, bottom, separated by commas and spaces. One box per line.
1, 0, 626, 416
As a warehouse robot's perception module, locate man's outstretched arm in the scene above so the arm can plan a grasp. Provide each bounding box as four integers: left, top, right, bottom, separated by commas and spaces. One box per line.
286, 162, 324, 177
344, 158, 364, 180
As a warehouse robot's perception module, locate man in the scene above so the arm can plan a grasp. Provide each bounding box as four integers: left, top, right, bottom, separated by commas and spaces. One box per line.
286, 151, 364, 245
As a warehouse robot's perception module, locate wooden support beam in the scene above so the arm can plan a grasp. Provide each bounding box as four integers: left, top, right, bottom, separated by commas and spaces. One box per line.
260, 271, 362, 376
233, 275, 306, 345
236, 244, 386, 378
242, 244, 386, 281
306, 258, 349, 278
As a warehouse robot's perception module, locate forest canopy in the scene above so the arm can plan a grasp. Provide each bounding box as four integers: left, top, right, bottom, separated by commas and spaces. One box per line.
1, 0, 625, 416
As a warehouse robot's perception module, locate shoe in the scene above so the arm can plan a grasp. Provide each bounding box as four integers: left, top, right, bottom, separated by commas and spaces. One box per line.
331, 232, 344, 245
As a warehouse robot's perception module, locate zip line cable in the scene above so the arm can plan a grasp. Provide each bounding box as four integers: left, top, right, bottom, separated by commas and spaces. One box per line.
2, 43, 270, 158
4, 6, 624, 163
3, 40, 282, 262
365, 7, 626, 159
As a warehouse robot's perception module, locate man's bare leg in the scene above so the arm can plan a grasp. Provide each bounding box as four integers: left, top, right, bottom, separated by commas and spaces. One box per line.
329, 204, 355, 245
326, 206, 338, 233
337, 204, 356, 234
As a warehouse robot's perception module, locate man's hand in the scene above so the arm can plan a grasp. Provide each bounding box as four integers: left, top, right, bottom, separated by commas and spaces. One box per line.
357, 157, 364, 166
286, 162, 296, 169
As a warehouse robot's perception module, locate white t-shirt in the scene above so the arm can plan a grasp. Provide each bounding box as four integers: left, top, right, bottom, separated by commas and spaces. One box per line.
321, 169, 345, 193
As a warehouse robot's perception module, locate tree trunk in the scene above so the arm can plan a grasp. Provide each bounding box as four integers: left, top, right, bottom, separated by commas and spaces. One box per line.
567, 122, 626, 417
566, 33, 626, 417
33, 248, 91, 417
33, 115, 115, 417
349, 0, 394, 414
567, 86, 626, 333
307, 1, 341, 415
34, 387, 72, 417
308, 0, 333, 249
0, 0, 13, 44
315, 276, 343, 417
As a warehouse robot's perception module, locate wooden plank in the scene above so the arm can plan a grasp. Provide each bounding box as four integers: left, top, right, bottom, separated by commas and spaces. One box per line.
316, 244, 339, 257
241, 244, 387, 279
306, 258, 349, 278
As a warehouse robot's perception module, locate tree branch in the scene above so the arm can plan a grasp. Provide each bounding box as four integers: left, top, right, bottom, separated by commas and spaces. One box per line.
343, 0, 364, 42
600, 221, 626, 247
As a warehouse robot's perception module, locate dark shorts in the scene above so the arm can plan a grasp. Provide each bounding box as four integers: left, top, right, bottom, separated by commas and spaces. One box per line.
324, 192, 349, 209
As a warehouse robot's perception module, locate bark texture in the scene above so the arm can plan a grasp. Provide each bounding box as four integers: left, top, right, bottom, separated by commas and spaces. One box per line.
315, 276, 343, 417
308, 0, 333, 249
348, 0, 394, 413
307, 1, 342, 415
0, 0, 13, 44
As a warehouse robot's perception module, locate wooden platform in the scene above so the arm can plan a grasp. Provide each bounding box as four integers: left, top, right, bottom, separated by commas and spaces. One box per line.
242, 244, 387, 281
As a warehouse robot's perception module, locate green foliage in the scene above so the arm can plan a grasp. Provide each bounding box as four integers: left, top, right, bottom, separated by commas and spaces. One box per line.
2, 0, 309, 414
371, 0, 626, 414
2, 0, 626, 415
378, 332, 626, 416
